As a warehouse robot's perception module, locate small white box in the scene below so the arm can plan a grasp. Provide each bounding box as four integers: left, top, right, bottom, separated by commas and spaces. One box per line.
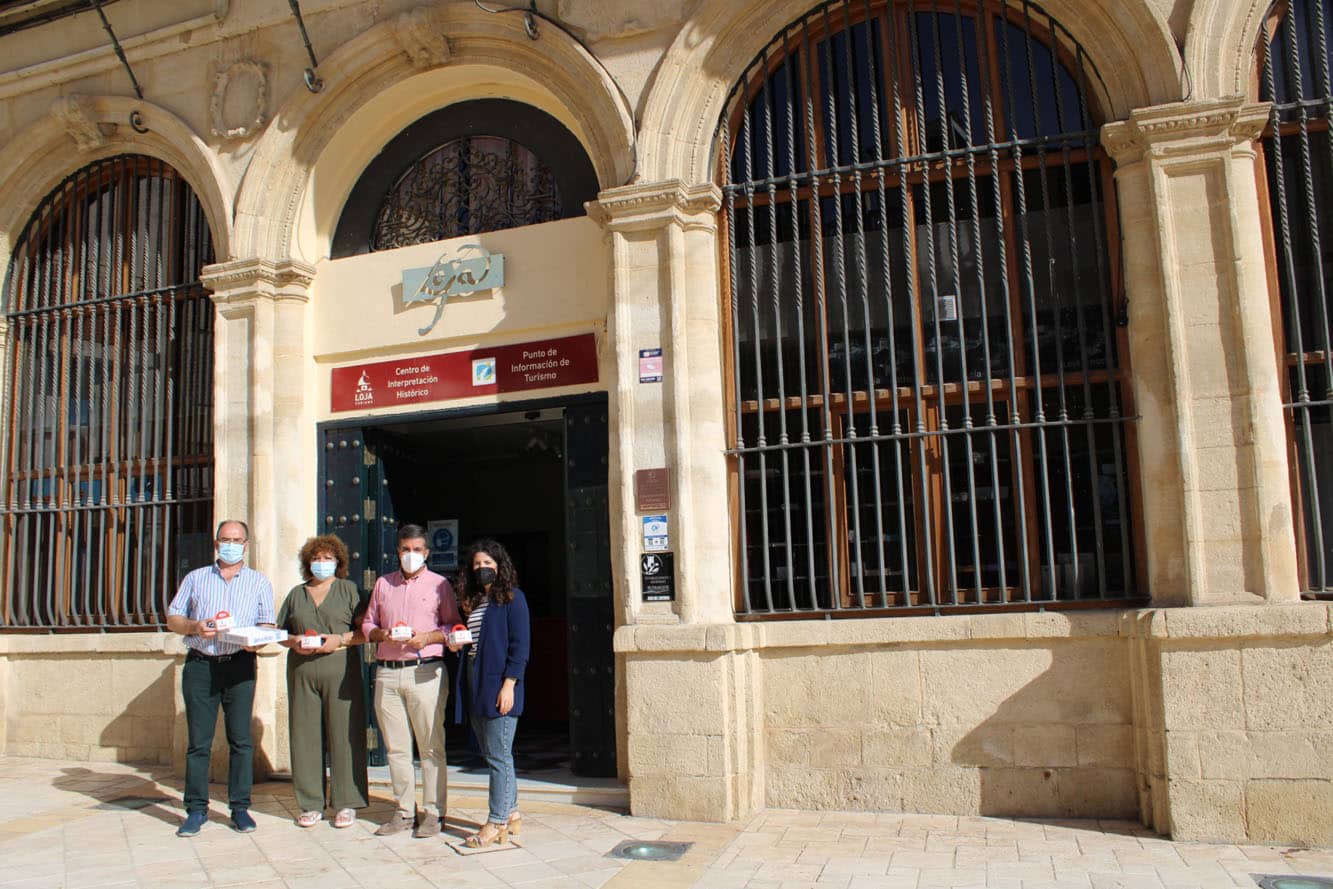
299, 633, 323, 650
389, 624, 413, 642
447, 626, 473, 646
218, 626, 289, 647
209, 611, 235, 632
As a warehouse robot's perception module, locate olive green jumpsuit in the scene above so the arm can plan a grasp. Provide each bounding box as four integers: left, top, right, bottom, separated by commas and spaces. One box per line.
278, 578, 369, 813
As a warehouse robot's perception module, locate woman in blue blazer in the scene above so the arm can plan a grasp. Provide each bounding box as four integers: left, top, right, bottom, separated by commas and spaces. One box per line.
449, 539, 530, 848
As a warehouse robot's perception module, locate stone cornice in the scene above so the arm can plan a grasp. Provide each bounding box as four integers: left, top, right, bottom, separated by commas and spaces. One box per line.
201, 257, 317, 304
1101, 96, 1271, 167
588, 179, 722, 233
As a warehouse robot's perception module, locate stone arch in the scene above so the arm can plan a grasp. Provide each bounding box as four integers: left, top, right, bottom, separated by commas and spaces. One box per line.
1184, 0, 1270, 101
233, 3, 636, 264
0, 95, 233, 276
636, 0, 1183, 184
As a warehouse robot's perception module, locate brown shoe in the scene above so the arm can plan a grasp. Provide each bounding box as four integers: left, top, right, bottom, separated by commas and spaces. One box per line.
375, 812, 413, 836
413, 812, 441, 838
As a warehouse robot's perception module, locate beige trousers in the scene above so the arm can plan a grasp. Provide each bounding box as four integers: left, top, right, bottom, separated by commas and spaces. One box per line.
373, 660, 448, 818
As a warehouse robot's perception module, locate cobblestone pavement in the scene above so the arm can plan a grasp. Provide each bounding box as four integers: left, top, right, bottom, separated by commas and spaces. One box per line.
0, 757, 1329, 889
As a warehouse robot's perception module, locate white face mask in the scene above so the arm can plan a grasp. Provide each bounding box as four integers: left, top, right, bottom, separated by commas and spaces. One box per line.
400, 551, 426, 574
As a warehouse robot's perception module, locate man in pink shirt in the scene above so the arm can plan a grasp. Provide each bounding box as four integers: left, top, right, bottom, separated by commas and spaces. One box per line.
361, 524, 461, 837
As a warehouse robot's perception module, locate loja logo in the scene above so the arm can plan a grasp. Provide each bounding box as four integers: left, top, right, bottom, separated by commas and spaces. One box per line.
354, 370, 374, 406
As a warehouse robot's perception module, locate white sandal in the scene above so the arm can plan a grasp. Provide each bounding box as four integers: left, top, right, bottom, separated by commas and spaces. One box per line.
296, 810, 323, 828
333, 808, 356, 829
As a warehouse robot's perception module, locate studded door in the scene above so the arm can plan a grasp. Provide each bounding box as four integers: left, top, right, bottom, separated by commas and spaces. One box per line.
565, 400, 616, 776
318, 426, 397, 767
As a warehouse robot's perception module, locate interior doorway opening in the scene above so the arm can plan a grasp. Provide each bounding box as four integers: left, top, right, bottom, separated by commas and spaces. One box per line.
318, 394, 616, 782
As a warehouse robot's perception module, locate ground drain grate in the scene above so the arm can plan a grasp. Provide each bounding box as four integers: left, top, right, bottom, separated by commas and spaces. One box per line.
95, 796, 170, 811
605, 840, 692, 862
1252, 877, 1333, 888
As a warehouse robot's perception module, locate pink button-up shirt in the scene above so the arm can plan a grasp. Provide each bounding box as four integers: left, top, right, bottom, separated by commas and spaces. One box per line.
361, 568, 460, 662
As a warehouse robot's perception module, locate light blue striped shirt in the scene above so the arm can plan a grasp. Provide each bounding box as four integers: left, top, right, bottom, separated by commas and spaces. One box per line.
168, 563, 276, 655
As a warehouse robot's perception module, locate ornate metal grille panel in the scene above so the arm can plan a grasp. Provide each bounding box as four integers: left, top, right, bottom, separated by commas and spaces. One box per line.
1261, 0, 1333, 597
2, 155, 216, 628
372, 136, 561, 251
720, 0, 1139, 616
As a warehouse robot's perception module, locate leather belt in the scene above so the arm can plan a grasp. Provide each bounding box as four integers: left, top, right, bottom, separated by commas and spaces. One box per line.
377, 656, 443, 670
187, 650, 253, 663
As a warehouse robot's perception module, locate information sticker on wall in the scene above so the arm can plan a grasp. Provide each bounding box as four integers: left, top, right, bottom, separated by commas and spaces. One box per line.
642, 515, 669, 552
638, 348, 663, 383
641, 552, 675, 602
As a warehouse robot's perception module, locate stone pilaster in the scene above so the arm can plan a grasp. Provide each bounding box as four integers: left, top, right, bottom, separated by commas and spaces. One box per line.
588, 180, 731, 627
199, 256, 314, 777
1102, 97, 1299, 606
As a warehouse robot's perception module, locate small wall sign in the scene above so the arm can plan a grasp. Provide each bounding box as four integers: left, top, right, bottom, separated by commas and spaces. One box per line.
638, 348, 663, 383
641, 552, 675, 602
634, 468, 671, 512
331, 333, 597, 412
642, 515, 668, 552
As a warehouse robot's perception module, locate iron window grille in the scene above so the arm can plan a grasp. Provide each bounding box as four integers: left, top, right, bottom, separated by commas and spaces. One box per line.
1260, 0, 1333, 599
719, 0, 1142, 616
1, 155, 216, 629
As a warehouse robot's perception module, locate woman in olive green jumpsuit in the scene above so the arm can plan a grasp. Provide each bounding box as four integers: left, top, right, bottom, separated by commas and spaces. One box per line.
278, 535, 369, 828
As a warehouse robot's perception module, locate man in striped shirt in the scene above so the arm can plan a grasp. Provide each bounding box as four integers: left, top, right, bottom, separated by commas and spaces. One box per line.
166, 519, 276, 838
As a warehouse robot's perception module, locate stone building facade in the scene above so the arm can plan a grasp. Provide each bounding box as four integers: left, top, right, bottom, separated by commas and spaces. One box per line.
0, 0, 1328, 846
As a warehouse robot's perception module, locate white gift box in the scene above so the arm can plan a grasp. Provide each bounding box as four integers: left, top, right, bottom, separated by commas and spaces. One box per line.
209, 612, 235, 632
389, 624, 413, 642
218, 626, 289, 647
447, 627, 473, 646
299, 634, 323, 650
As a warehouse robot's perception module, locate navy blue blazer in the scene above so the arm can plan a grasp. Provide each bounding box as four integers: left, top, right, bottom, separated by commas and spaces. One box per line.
454, 587, 530, 721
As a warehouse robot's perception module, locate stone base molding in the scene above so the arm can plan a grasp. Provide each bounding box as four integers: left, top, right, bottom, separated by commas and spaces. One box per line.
615, 605, 1332, 845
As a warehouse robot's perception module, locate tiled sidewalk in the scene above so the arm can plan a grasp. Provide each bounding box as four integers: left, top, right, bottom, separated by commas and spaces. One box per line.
0, 757, 1330, 889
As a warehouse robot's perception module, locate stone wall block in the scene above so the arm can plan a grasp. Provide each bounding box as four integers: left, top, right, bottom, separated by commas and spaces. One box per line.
809, 730, 861, 769
1055, 768, 1139, 818
898, 766, 981, 814
629, 774, 731, 821
1166, 779, 1248, 842
626, 731, 710, 777
862, 729, 932, 768
764, 764, 853, 811
1164, 730, 1201, 779
975, 767, 1061, 817
1075, 724, 1134, 768
1246, 780, 1333, 846
1240, 641, 1333, 728
762, 651, 869, 728
1195, 730, 1250, 780
1246, 731, 1333, 780
1010, 724, 1077, 768
843, 768, 905, 811
865, 648, 922, 727
1158, 648, 1244, 729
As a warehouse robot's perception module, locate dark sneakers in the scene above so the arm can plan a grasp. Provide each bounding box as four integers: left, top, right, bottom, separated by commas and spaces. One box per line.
176, 811, 207, 837
374, 812, 414, 836
230, 809, 257, 833
413, 812, 441, 838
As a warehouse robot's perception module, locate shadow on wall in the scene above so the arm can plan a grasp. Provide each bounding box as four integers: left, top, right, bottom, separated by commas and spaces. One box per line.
951, 642, 1139, 819
97, 662, 176, 765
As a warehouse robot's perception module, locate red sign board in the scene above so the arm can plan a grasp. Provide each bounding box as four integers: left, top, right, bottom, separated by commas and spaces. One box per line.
331, 333, 599, 413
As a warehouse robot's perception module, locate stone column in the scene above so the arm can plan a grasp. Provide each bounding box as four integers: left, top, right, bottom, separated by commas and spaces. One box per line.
589, 180, 732, 626
199, 256, 315, 776
1102, 97, 1300, 606
590, 181, 764, 821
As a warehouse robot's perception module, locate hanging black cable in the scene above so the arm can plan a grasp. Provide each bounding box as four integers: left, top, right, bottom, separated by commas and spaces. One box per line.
92, 1, 142, 100
287, 0, 324, 92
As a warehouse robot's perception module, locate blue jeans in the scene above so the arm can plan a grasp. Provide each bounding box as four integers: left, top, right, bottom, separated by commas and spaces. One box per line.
467, 657, 518, 824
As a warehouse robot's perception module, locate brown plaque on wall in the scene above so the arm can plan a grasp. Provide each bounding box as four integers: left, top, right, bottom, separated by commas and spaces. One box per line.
634, 468, 670, 512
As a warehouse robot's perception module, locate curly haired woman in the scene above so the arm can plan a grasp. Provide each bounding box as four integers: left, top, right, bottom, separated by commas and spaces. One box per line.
448, 539, 531, 847
277, 534, 369, 828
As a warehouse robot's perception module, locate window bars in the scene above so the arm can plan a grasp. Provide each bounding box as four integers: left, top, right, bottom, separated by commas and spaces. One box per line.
1, 155, 216, 629
1261, 0, 1333, 599
720, 0, 1140, 616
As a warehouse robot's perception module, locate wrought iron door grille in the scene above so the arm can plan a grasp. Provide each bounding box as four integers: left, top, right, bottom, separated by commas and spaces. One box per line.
719, 0, 1140, 616
1, 155, 216, 628
1260, 0, 1333, 599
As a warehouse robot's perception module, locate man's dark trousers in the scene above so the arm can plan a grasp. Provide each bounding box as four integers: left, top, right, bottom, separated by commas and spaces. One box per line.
182, 651, 257, 814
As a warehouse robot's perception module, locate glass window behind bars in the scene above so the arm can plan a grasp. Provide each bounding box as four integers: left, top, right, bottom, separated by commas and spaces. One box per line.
2, 155, 216, 628
721, 0, 1140, 615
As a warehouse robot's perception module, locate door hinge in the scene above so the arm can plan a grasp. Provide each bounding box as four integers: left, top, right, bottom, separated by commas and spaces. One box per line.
364, 498, 376, 520
363, 568, 376, 591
